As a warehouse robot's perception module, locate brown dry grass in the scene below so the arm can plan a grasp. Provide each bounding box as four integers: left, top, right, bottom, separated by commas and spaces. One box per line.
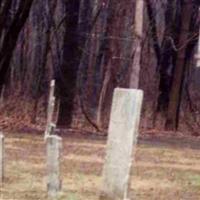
1, 132, 200, 200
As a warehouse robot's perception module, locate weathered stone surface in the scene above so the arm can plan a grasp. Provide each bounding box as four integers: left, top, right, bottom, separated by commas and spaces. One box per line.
46, 135, 62, 199
100, 88, 143, 200
0, 133, 4, 184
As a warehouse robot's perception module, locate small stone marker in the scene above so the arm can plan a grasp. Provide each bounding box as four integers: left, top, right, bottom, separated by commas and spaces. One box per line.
45, 80, 56, 138
45, 123, 56, 141
46, 135, 62, 199
0, 133, 4, 184
100, 88, 143, 200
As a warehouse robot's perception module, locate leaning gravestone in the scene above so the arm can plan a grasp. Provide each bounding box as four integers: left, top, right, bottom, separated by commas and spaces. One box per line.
0, 133, 4, 184
100, 88, 143, 200
46, 135, 62, 199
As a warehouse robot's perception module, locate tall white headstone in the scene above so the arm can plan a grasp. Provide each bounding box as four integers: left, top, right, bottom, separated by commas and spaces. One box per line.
46, 135, 62, 199
0, 133, 4, 184
100, 88, 143, 200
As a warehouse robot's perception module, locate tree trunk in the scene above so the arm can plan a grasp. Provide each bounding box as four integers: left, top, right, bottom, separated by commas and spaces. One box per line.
129, 0, 144, 88
157, 0, 178, 112
166, 1, 193, 130
196, 7, 200, 67
0, 0, 34, 91
56, 0, 80, 127
96, 62, 111, 129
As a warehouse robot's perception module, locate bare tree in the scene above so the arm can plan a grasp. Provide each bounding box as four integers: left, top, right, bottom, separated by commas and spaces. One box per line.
0, 0, 34, 92
56, 0, 81, 127
166, 1, 194, 130
129, 0, 144, 88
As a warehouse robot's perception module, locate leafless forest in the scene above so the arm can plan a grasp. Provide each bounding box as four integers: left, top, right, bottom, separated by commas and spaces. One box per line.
0, 0, 200, 135
1, 1, 200, 200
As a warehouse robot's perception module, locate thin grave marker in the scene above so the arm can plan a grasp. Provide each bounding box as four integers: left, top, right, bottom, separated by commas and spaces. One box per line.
45, 80, 56, 139
46, 135, 62, 199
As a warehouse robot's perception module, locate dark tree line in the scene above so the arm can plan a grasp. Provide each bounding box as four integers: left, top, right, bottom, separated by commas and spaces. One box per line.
0, 0, 199, 133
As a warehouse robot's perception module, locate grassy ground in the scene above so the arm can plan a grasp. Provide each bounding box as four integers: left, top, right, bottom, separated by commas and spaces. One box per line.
1, 132, 200, 200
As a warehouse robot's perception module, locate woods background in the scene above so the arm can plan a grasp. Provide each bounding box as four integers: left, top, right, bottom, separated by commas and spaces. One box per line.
0, 0, 199, 135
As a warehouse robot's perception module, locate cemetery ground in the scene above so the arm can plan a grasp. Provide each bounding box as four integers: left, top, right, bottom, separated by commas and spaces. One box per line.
1, 131, 200, 200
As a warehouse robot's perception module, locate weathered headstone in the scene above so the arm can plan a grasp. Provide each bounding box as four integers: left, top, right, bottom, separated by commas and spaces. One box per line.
0, 133, 4, 184
100, 88, 143, 200
46, 135, 62, 199
45, 80, 56, 138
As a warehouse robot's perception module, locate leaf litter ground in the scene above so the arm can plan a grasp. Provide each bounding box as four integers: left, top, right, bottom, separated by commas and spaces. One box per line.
1, 132, 200, 200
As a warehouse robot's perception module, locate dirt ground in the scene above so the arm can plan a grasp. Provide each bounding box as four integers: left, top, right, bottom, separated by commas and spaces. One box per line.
1, 131, 200, 200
